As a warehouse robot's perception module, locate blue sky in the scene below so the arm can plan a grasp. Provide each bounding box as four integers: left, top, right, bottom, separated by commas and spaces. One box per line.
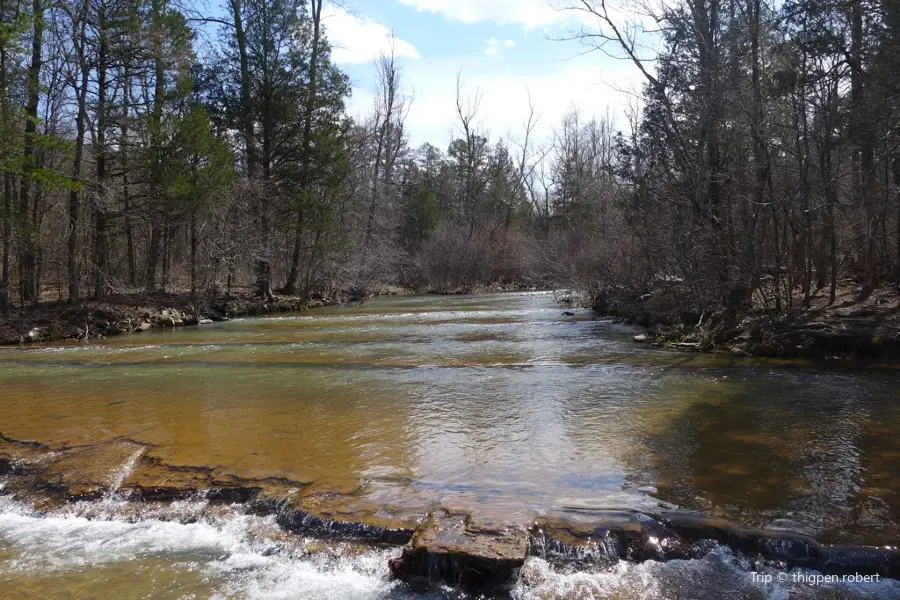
324, 0, 651, 149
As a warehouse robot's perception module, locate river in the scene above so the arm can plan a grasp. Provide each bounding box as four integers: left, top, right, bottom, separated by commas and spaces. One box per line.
1, 291, 898, 599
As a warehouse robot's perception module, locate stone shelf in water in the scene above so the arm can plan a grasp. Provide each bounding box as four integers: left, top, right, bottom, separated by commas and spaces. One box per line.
389, 509, 529, 593
3, 433, 900, 595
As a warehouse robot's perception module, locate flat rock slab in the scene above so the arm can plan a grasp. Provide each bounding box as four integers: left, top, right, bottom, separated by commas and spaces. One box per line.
390, 509, 528, 592
267, 486, 420, 545
2, 437, 146, 503
1, 433, 421, 544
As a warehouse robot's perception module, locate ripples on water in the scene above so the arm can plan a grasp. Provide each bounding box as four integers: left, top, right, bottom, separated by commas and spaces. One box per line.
2, 292, 900, 598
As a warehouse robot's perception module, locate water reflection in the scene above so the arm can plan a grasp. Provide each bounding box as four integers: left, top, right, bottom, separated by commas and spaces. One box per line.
1, 292, 898, 543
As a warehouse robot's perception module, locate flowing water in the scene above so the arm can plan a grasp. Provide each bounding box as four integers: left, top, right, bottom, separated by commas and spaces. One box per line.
1, 292, 900, 599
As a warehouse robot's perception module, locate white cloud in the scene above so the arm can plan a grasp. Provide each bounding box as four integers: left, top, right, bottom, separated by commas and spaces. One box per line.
483, 38, 516, 57
398, 0, 664, 35
388, 57, 647, 148
483, 38, 501, 57
397, 0, 561, 29
340, 5, 656, 148
324, 5, 420, 64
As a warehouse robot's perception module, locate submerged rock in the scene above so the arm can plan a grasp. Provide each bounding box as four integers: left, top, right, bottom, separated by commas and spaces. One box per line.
389, 509, 528, 593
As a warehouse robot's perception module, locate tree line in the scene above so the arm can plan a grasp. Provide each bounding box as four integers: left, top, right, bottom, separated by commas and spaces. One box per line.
559, 0, 900, 321
0, 0, 557, 315
1, 0, 898, 325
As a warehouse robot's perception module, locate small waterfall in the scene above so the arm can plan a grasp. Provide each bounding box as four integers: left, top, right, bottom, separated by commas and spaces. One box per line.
106, 445, 146, 493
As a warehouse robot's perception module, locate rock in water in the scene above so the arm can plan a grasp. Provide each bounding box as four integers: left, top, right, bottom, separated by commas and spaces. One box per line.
562, 311, 575, 316
389, 509, 527, 593
634, 334, 648, 343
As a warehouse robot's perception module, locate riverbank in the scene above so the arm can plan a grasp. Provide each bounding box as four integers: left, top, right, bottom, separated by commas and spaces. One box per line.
594, 281, 900, 360
0, 289, 336, 346
0, 282, 548, 347
2, 432, 899, 595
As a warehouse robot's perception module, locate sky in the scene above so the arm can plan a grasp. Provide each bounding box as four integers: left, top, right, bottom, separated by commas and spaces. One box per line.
322, 0, 652, 150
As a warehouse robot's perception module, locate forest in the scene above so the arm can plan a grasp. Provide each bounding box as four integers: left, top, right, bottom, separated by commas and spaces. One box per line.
1, 0, 899, 339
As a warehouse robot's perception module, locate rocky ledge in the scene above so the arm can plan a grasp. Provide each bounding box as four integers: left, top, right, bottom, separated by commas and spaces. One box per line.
2, 434, 899, 595
389, 509, 528, 593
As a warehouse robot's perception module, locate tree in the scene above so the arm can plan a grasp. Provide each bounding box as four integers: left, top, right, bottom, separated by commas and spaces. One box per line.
18, 0, 44, 306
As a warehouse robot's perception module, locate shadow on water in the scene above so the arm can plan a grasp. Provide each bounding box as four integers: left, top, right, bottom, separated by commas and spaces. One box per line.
632, 372, 900, 545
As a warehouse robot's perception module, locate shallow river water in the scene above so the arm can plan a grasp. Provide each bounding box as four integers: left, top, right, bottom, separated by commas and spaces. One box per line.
1, 292, 899, 599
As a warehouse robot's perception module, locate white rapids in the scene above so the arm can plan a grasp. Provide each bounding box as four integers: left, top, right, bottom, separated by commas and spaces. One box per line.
1, 492, 899, 600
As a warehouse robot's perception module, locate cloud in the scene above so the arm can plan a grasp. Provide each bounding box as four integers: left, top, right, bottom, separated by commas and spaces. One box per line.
388, 57, 647, 148
483, 38, 516, 57
398, 0, 663, 36
324, 5, 420, 64
483, 38, 501, 57
397, 0, 562, 29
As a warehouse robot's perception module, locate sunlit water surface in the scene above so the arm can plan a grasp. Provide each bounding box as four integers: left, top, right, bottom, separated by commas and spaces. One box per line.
2, 292, 899, 599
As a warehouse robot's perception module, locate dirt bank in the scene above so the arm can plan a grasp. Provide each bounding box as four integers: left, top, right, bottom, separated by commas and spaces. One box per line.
596, 281, 900, 360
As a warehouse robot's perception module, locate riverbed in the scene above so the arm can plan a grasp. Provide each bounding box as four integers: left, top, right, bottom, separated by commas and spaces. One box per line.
1, 292, 899, 598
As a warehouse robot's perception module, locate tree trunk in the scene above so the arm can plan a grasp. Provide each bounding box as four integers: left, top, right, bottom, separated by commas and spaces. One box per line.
146, 223, 163, 291
18, 0, 44, 306
823, 121, 838, 303
121, 64, 136, 286
283, 0, 322, 295
161, 224, 170, 291
67, 0, 90, 302
894, 156, 900, 282
191, 213, 197, 295
229, 0, 271, 299
94, 1, 109, 298
93, 211, 108, 297
0, 11, 11, 316
851, 0, 877, 296
740, 0, 764, 312
146, 0, 167, 292
0, 174, 11, 316
230, 0, 256, 179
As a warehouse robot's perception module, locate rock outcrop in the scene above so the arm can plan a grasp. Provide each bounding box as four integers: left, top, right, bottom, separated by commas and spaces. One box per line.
3, 433, 899, 595
389, 509, 528, 593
